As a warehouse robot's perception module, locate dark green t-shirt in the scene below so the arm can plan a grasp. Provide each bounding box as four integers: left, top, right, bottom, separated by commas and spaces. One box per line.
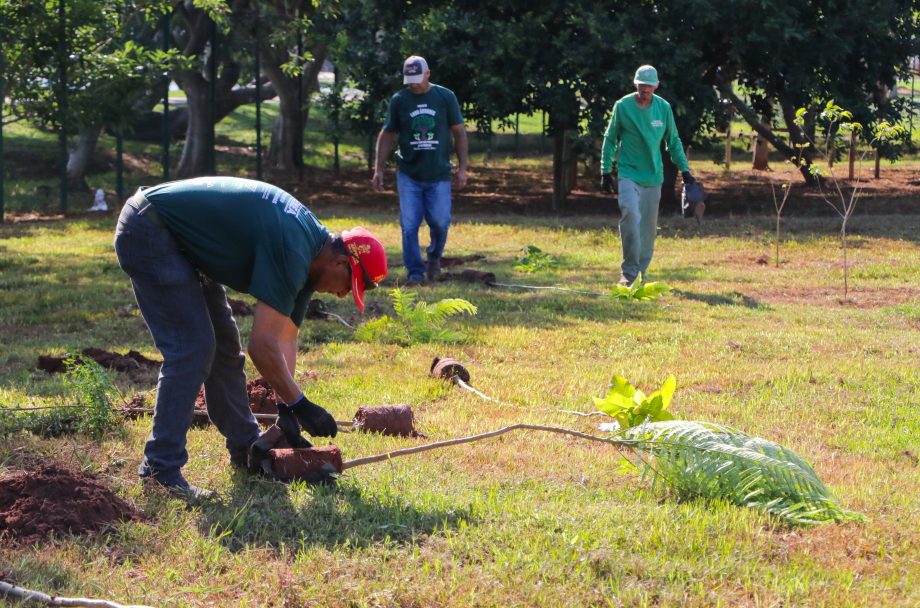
383, 84, 463, 182
141, 176, 329, 326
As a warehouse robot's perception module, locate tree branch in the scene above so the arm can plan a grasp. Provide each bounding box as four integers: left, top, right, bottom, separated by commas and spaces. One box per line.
0, 581, 152, 608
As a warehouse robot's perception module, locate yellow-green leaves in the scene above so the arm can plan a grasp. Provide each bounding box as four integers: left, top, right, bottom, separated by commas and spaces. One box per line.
593, 375, 677, 430
608, 275, 671, 301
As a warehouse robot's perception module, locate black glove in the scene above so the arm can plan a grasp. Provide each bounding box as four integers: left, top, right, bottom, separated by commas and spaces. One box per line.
681, 171, 696, 184
279, 395, 338, 439
275, 406, 314, 448
600, 173, 614, 193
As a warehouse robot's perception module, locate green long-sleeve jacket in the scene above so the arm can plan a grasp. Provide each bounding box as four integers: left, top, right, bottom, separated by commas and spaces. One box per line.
600, 93, 689, 186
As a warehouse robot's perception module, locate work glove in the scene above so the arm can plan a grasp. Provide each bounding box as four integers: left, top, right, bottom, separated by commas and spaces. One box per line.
600, 173, 614, 193
277, 395, 338, 440
681, 171, 696, 184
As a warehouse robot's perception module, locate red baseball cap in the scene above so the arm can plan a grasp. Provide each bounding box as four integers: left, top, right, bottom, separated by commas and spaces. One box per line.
342, 227, 388, 313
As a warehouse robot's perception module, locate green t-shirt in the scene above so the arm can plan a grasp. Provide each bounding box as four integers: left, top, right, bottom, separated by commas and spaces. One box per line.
141, 176, 329, 326
383, 84, 464, 182
600, 93, 689, 186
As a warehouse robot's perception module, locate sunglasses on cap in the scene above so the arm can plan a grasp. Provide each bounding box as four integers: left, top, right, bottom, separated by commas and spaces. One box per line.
350, 255, 378, 291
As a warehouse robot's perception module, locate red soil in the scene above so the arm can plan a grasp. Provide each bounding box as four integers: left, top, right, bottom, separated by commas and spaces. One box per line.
0, 464, 144, 545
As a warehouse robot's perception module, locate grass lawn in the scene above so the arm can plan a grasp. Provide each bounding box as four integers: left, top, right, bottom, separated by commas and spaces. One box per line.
1, 201, 918, 605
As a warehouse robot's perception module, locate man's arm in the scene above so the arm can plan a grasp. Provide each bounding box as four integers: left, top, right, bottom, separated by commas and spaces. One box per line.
451, 123, 469, 190
372, 130, 398, 190
248, 301, 301, 404
664, 107, 690, 173
600, 103, 621, 175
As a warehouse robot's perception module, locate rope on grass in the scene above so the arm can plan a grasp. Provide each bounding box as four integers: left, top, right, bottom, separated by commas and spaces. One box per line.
342, 423, 626, 470
0, 581, 152, 608
451, 376, 605, 419
487, 281, 607, 297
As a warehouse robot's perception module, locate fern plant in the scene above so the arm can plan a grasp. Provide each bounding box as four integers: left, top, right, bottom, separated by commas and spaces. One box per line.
513, 245, 559, 273
616, 420, 863, 526
608, 274, 670, 301
355, 288, 477, 345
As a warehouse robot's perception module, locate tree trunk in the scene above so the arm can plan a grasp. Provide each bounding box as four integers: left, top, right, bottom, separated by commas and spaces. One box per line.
66, 126, 100, 191
713, 71, 816, 184
175, 78, 211, 178
263, 44, 326, 173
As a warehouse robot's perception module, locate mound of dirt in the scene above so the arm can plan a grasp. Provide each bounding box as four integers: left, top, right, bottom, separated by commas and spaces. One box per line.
37, 348, 161, 374
227, 298, 253, 316
0, 464, 144, 545
192, 377, 280, 424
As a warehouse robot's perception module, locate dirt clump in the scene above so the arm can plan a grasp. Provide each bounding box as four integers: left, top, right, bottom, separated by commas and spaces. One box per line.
353, 404, 423, 437
269, 445, 344, 479
37, 348, 160, 374
438, 269, 497, 285
193, 377, 280, 424
227, 298, 253, 316
0, 464, 144, 545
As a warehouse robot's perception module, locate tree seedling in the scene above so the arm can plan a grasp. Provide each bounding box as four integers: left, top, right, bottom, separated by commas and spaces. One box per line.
593, 375, 676, 430
607, 275, 671, 301
513, 245, 559, 273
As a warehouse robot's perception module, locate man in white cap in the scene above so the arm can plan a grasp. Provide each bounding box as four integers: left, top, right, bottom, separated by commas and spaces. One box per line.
372, 55, 468, 286
600, 65, 696, 285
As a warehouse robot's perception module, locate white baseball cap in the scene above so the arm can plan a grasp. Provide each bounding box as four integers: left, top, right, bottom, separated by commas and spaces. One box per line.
633, 65, 659, 86
403, 56, 429, 84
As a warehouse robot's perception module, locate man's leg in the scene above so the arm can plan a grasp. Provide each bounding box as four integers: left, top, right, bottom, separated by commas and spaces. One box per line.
617, 178, 642, 281
637, 184, 662, 278
423, 179, 452, 280
200, 280, 260, 463
396, 171, 426, 282
114, 201, 215, 487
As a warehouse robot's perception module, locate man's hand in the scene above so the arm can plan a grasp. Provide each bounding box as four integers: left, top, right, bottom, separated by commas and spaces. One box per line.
372, 170, 385, 191
600, 173, 614, 193
455, 167, 468, 190
280, 395, 338, 438
682, 171, 696, 184
275, 406, 314, 448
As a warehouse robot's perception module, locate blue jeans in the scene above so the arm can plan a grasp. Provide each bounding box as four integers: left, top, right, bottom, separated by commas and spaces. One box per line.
617, 178, 662, 280
397, 171, 451, 280
113, 196, 260, 484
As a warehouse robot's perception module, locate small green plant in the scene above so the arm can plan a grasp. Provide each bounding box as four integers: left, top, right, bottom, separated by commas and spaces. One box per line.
593, 375, 677, 430
608, 275, 671, 301
513, 245, 559, 273
63, 356, 119, 436
356, 288, 478, 345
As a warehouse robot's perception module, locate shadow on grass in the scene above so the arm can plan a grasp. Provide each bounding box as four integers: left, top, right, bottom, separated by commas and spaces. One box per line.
673, 289, 769, 310
200, 471, 475, 552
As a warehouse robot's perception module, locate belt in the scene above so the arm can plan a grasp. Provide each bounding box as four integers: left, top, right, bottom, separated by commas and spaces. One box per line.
132, 189, 165, 228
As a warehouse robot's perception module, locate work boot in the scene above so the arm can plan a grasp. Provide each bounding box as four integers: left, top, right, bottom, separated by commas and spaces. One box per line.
142, 473, 215, 504
404, 275, 426, 287
426, 257, 442, 282
618, 273, 637, 287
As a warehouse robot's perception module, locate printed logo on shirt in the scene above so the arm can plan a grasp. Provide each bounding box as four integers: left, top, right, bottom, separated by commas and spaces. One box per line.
409, 104, 439, 150
651, 119, 664, 128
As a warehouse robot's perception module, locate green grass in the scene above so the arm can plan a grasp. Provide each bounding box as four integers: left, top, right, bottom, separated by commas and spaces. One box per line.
1, 207, 919, 606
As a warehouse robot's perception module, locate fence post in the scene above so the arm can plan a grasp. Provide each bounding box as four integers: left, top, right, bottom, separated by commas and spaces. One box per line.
848, 131, 856, 180
723, 122, 732, 172
161, 11, 171, 181
297, 28, 304, 182
874, 147, 880, 179
254, 8, 262, 180
0, 5, 5, 223
58, 0, 68, 212
208, 17, 217, 175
